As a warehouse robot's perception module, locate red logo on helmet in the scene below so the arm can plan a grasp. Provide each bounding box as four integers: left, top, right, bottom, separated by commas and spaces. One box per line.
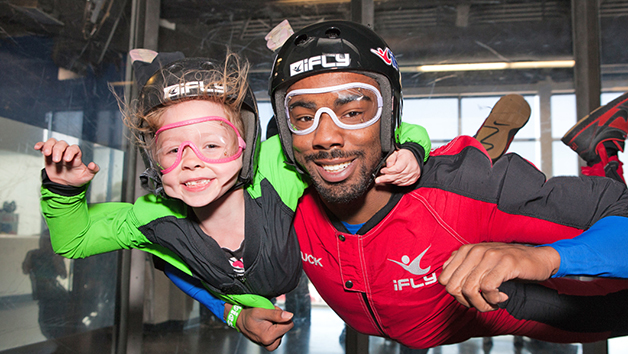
370, 47, 399, 70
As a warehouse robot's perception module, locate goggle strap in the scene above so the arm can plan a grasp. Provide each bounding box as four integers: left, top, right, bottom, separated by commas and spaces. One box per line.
285, 82, 383, 105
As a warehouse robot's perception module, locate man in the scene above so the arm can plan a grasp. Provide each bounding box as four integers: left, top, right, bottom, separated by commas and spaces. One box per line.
173, 20, 628, 350
268, 20, 628, 349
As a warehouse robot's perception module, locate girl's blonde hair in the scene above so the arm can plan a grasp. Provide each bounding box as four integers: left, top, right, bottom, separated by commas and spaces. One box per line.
122, 52, 251, 154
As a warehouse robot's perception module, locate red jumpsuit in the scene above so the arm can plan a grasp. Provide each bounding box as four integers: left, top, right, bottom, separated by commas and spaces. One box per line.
293, 136, 628, 349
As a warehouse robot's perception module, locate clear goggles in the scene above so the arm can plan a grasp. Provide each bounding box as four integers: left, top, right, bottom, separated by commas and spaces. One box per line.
284, 82, 383, 135
153, 116, 246, 174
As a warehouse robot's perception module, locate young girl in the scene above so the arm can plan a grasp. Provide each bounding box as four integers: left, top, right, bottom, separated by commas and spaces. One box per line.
35, 51, 431, 333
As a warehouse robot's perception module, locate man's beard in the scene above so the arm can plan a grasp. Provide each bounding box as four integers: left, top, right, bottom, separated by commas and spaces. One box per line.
301, 149, 380, 205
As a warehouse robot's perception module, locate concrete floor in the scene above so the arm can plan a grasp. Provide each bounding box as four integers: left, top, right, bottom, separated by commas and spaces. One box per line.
0, 298, 596, 354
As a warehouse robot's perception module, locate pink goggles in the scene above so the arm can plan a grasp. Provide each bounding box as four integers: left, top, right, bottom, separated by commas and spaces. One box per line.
154, 116, 246, 174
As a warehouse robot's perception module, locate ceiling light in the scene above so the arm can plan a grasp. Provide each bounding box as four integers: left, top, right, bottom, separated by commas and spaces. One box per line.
401, 60, 575, 73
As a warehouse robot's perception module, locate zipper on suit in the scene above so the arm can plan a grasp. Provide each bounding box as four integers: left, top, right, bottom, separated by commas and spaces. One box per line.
362, 292, 385, 336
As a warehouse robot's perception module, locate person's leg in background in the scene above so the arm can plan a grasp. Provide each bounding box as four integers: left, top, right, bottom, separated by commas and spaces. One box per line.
474, 94, 531, 162
562, 92, 628, 184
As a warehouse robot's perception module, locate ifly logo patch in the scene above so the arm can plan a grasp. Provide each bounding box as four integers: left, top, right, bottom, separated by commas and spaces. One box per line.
393, 272, 438, 291
289, 53, 351, 76
370, 47, 399, 71
389, 246, 438, 291
163, 82, 224, 101
388, 245, 431, 276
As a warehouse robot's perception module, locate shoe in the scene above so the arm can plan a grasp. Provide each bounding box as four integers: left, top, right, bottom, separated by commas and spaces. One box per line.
581, 155, 626, 184
561, 91, 628, 164
474, 94, 531, 161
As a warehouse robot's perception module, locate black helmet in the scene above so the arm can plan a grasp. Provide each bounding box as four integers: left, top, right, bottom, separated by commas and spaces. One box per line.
133, 54, 260, 195
269, 20, 402, 170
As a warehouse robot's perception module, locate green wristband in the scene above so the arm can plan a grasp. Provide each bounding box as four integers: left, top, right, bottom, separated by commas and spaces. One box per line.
226, 304, 242, 331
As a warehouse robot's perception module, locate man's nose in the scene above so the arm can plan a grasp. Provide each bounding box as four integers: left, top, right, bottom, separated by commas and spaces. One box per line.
311, 113, 344, 150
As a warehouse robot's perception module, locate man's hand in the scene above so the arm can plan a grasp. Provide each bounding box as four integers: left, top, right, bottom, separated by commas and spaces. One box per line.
375, 149, 420, 186
235, 305, 294, 351
35, 138, 99, 187
438, 243, 561, 312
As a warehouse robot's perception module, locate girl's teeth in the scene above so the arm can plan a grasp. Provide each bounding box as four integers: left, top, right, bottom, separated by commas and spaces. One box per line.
185, 179, 210, 187
322, 162, 350, 173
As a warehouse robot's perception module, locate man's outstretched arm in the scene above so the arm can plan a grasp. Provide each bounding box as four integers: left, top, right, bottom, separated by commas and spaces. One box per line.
438, 242, 560, 311
439, 215, 628, 312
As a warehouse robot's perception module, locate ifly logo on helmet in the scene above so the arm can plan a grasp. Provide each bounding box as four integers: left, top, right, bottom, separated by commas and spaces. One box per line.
163, 82, 225, 101
370, 47, 399, 71
289, 53, 351, 76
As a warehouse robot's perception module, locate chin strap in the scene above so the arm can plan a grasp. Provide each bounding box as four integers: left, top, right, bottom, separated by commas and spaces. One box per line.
371, 149, 396, 181
137, 143, 170, 198
139, 167, 168, 198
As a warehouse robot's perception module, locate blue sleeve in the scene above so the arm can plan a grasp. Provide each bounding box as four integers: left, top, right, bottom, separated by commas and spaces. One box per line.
545, 216, 628, 278
163, 263, 226, 322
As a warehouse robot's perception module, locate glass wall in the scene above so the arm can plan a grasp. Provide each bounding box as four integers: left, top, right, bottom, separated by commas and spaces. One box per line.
0, 0, 128, 350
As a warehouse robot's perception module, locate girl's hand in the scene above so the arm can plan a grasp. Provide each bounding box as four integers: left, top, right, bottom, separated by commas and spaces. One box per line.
34, 138, 99, 187
375, 149, 421, 186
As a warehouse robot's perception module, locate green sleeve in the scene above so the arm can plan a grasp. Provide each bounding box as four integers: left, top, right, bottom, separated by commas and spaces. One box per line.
41, 185, 146, 258
40, 184, 188, 260
395, 122, 431, 162
246, 135, 309, 212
